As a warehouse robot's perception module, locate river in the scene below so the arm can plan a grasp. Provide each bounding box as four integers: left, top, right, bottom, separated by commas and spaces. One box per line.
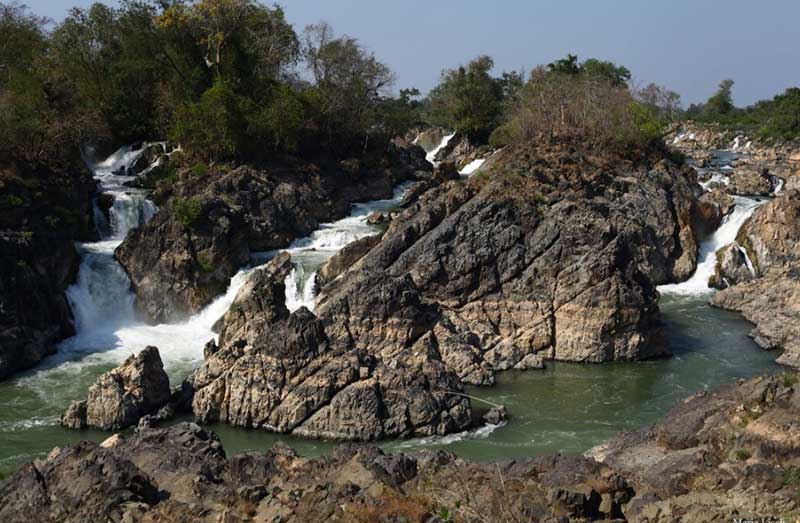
0, 140, 781, 473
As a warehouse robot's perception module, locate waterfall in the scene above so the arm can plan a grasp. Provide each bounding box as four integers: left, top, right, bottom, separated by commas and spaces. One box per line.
425, 133, 456, 166
279, 182, 412, 312
459, 158, 486, 176
658, 196, 763, 295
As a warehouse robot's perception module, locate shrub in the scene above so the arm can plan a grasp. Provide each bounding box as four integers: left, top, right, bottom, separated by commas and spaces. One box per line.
174, 197, 203, 227
190, 163, 209, 177
735, 449, 752, 461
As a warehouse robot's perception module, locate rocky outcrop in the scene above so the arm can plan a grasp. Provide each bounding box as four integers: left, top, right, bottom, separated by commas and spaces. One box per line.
116, 143, 431, 323
311, 141, 708, 385
61, 346, 171, 430
588, 373, 800, 522
729, 166, 773, 196
317, 233, 381, 285
711, 190, 800, 366
191, 253, 472, 440
709, 243, 756, 289
4, 373, 800, 523
0, 162, 96, 380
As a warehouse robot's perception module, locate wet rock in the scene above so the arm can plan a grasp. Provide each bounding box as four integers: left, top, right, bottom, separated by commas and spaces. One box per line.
729, 167, 772, 196
366, 211, 389, 225
192, 253, 471, 441
62, 346, 171, 430
481, 405, 508, 425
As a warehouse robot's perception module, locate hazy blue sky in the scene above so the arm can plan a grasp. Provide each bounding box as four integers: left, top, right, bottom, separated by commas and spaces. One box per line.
24, 0, 800, 106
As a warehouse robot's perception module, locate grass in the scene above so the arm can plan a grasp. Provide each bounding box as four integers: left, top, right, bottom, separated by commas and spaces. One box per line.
782, 373, 799, 388
735, 448, 752, 461
174, 197, 203, 228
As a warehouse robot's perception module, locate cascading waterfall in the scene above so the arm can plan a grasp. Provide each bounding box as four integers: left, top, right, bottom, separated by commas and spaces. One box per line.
659, 146, 768, 295
280, 182, 412, 312
425, 133, 455, 166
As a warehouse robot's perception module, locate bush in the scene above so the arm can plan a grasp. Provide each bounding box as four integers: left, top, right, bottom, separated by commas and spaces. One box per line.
734, 448, 751, 461
174, 197, 203, 227
491, 67, 666, 152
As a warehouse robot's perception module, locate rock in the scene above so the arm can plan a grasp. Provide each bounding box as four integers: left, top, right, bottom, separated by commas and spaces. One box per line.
412, 127, 448, 152
117, 143, 430, 323
711, 190, 800, 366
709, 242, 756, 289
481, 405, 508, 425
0, 162, 96, 381
729, 167, 772, 196
366, 211, 389, 225
192, 253, 471, 441
62, 346, 171, 430
5, 375, 800, 522
60, 400, 87, 430
314, 140, 705, 384
694, 188, 733, 238
318, 233, 381, 285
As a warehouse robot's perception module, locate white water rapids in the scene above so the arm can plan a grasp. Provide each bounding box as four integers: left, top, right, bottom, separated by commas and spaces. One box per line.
658, 149, 766, 296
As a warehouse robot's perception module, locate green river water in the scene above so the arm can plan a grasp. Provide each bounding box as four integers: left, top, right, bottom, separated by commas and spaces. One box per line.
0, 293, 780, 474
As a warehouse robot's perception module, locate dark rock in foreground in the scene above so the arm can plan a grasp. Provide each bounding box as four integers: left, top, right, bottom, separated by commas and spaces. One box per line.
3, 373, 799, 522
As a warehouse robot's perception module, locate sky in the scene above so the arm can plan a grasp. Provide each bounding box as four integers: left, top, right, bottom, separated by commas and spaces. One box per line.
24, 0, 800, 107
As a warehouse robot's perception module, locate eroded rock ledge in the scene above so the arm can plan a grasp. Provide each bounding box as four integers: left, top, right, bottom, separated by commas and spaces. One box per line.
3, 373, 799, 523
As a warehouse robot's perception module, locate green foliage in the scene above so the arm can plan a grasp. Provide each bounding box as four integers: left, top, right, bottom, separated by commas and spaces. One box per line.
3, 194, 24, 207
703, 79, 735, 119
734, 448, 752, 461
547, 54, 631, 87
490, 64, 665, 152
170, 77, 245, 161
190, 163, 209, 177
783, 372, 799, 388
174, 197, 203, 227
427, 55, 504, 142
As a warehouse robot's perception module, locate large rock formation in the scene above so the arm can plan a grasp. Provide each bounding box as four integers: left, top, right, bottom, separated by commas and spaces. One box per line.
0, 162, 96, 380
3, 373, 800, 523
116, 143, 431, 323
712, 189, 800, 367
61, 346, 171, 430
312, 140, 708, 385
191, 252, 471, 440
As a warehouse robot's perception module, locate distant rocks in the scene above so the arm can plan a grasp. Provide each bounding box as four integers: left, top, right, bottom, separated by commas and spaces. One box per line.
61, 346, 171, 430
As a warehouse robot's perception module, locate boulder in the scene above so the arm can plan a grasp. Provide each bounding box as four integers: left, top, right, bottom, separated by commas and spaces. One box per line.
317, 233, 381, 285
709, 242, 756, 289
729, 167, 772, 196
61, 346, 171, 430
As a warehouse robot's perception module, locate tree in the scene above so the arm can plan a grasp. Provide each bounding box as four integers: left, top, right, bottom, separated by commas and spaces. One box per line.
635, 83, 682, 120
703, 79, 735, 118
581, 58, 631, 87
303, 22, 395, 153
427, 55, 503, 142
547, 54, 580, 75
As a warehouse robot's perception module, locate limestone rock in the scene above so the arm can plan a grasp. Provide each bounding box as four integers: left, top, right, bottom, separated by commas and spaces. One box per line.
62, 346, 171, 430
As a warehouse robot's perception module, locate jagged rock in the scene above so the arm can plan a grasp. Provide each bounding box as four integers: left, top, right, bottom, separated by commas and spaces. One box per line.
192, 253, 471, 441
694, 188, 733, 238
117, 143, 430, 323
412, 127, 448, 152
318, 233, 381, 285
62, 346, 171, 430
366, 211, 389, 225
709, 242, 756, 289
314, 141, 706, 383
481, 405, 508, 425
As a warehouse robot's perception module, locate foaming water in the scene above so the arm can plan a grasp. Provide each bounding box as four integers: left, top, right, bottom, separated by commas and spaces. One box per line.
281, 182, 412, 312
658, 196, 764, 295
425, 133, 455, 166
459, 158, 486, 176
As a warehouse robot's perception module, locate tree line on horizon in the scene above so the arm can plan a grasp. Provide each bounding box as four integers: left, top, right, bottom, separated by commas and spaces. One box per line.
0, 0, 798, 172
